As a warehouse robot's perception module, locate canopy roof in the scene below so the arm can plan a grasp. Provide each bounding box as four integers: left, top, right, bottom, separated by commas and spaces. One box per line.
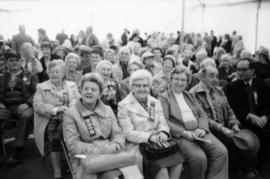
0, 0, 269, 52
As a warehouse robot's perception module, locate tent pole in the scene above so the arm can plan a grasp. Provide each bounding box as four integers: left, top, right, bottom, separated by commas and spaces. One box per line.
180, 0, 185, 48
255, 0, 261, 51
202, 4, 205, 35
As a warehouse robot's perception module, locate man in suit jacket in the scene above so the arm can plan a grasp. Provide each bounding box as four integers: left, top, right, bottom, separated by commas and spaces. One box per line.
225, 58, 270, 166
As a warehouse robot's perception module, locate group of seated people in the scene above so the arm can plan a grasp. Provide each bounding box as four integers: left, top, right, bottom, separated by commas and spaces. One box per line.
0, 27, 270, 179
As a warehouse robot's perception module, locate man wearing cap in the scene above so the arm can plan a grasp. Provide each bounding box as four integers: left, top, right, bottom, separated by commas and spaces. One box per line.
225, 58, 270, 171
0, 52, 38, 165
38, 42, 60, 82
190, 65, 260, 178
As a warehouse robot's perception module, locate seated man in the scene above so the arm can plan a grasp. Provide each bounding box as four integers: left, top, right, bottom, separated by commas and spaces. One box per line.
0, 52, 38, 165
225, 58, 270, 169
190, 65, 260, 178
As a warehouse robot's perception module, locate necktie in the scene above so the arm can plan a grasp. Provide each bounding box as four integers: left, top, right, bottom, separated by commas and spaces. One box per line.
245, 83, 255, 113
209, 89, 219, 121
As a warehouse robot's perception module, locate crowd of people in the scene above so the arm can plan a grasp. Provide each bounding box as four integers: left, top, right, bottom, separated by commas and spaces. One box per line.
0, 24, 270, 179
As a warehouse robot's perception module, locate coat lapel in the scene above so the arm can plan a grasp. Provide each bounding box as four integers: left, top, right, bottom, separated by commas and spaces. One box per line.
124, 93, 150, 118
168, 90, 183, 121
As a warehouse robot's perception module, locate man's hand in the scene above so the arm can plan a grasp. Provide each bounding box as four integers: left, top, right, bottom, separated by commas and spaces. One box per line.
17, 103, 29, 115
232, 124, 240, 133
183, 131, 197, 141
194, 128, 206, 138
247, 113, 267, 128
221, 127, 233, 136
259, 116, 268, 128
0, 103, 6, 109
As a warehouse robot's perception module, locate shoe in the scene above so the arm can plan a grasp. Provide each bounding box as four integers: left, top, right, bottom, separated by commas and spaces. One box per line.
244, 171, 263, 179
6, 149, 20, 166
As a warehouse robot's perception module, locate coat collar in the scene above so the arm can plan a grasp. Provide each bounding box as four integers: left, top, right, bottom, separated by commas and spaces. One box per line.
122, 92, 153, 117
75, 99, 108, 118
41, 80, 73, 91
168, 89, 200, 119
193, 81, 221, 94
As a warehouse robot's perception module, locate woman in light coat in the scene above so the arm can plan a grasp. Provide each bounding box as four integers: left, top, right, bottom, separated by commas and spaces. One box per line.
118, 69, 183, 179
63, 73, 143, 179
33, 60, 80, 179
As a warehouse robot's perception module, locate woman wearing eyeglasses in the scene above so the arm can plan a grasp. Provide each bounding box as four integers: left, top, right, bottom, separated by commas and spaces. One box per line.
159, 66, 228, 179
118, 69, 183, 179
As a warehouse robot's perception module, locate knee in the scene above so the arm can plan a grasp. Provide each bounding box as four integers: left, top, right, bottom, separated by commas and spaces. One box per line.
188, 150, 207, 168
216, 144, 229, 161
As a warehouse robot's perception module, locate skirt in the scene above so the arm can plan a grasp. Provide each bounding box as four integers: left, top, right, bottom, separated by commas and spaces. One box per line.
142, 149, 184, 179
44, 115, 62, 154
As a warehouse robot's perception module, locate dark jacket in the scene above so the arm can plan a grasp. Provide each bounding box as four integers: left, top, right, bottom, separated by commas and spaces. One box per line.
225, 78, 270, 128
0, 69, 38, 106
159, 90, 209, 138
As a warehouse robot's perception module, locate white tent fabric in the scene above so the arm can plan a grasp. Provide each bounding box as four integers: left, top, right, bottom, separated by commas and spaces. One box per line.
0, 0, 269, 53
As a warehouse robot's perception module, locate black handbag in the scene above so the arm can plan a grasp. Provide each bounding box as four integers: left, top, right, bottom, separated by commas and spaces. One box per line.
139, 139, 179, 160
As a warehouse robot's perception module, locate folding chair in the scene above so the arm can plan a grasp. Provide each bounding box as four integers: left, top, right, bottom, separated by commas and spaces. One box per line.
58, 123, 73, 176
0, 119, 17, 155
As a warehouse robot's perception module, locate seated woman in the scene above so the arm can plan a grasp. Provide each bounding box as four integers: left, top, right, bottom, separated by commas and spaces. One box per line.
65, 52, 83, 88
159, 66, 228, 179
33, 60, 80, 179
96, 60, 121, 115
118, 69, 183, 179
119, 59, 143, 99
63, 73, 142, 179
151, 55, 176, 98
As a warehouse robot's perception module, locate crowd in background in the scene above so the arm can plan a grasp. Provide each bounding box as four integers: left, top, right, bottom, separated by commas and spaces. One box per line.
0, 24, 270, 179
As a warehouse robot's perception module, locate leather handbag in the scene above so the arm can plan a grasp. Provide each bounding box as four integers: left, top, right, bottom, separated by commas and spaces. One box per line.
139, 139, 179, 160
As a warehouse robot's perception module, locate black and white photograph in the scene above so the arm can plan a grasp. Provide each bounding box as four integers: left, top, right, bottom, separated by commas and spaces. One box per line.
0, 0, 270, 179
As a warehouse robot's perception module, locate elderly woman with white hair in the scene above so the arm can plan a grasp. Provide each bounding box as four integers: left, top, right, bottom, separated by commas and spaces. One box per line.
118, 69, 183, 179
65, 52, 82, 87
96, 60, 121, 115
33, 60, 80, 179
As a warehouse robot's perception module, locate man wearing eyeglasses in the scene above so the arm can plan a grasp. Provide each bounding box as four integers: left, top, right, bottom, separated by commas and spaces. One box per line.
225, 58, 270, 172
